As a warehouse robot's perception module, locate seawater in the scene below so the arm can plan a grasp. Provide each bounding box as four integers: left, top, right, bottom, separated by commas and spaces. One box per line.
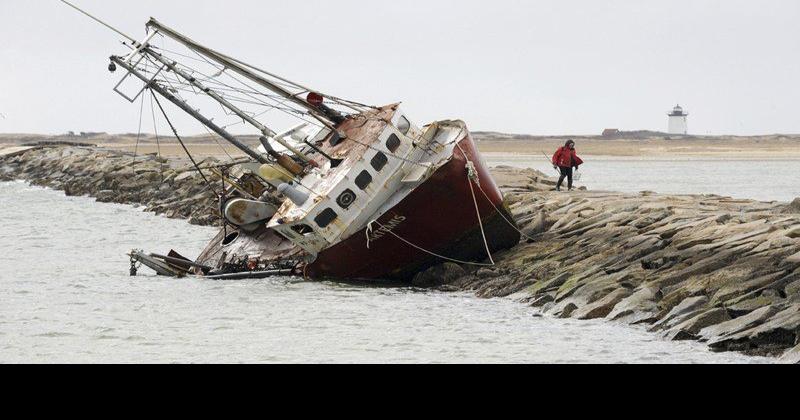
0, 181, 767, 364
485, 154, 800, 202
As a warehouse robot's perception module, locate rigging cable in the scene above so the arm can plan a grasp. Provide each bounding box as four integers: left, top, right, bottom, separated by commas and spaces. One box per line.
132, 91, 146, 172
151, 91, 220, 197
157, 54, 325, 130
184, 47, 326, 128
148, 90, 166, 181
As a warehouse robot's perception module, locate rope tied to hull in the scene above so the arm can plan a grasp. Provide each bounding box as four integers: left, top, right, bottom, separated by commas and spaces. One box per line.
458, 145, 495, 266
365, 220, 495, 267
475, 181, 539, 243
362, 142, 499, 268
461, 142, 540, 243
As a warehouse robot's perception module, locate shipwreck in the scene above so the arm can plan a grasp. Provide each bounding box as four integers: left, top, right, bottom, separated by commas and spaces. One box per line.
67, 2, 521, 281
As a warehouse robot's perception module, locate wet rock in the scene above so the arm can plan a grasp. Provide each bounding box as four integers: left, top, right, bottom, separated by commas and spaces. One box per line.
95, 190, 117, 203
412, 263, 467, 288
780, 344, 800, 364
786, 280, 800, 302
716, 214, 733, 224
573, 289, 632, 320
607, 285, 662, 324
558, 303, 579, 319
529, 294, 555, 308
710, 271, 786, 306
529, 272, 571, 296
174, 171, 196, 183
698, 305, 782, 344
783, 198, 800, 214
650, 296, 710, 331
726, 292, 785, 317
476, 268, 502, 279
522, 211, 552, 236
0, 145, 222, 227
711, 304, 800, 353
663, 308, 731, 341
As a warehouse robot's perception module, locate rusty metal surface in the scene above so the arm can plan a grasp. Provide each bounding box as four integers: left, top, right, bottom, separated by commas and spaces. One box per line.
195, 226, 304, 268
318, 104, 397, 163
193, 112, 517, 282
305, 131, 520, 281
271, 105, 397, 224
196, 106, 399, 271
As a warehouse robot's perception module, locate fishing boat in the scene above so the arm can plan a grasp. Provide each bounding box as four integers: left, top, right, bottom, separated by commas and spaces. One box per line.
65, 2, 521, 281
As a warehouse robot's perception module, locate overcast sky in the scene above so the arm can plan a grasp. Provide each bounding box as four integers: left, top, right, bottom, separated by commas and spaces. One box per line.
1, 0, 798, 136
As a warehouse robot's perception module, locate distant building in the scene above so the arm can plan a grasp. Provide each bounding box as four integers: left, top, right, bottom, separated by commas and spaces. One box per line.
602, 129, 621, 137
668, 105, 689, 135
79, 132, 108, 138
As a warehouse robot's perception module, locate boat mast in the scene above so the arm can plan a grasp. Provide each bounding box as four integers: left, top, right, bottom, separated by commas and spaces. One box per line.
145, 19, 345, 134
110, 56, 270, 164
60, 1, 273, 165
140, 48, 312, 162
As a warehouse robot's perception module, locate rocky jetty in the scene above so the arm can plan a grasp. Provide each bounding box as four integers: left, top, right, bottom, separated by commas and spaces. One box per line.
3, 146, 799, 361
436, 166, 800, 360
0, 145, 221, 226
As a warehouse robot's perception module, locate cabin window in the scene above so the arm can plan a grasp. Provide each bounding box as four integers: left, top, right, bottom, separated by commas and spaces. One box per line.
222, 231, 240, 246
371, 152, 388, 172
337, 189, 357, 210
291, 224, 314, 235
397, 116, 411, 136
386, 134, 401, 153
355, 171, 373, 190
314, 208, 338, 229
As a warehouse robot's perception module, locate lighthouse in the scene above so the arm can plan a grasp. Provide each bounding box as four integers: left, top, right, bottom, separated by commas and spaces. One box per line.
668, 104, 689, 135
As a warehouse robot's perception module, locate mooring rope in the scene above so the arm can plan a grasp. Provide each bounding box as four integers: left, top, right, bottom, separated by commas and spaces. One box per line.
362, 142, 499, 268
474, 183, 538, 242
366, 220, 495, 267
465, 160, 496, 265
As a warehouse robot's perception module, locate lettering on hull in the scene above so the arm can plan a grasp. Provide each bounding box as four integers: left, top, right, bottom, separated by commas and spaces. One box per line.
368, 215, 407, 243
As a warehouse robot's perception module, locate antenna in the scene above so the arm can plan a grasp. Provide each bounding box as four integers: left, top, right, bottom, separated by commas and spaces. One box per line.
60, 0, 136, 43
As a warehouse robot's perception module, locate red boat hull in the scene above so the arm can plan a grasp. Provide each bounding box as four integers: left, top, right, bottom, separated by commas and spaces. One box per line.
306, 131, 521, 281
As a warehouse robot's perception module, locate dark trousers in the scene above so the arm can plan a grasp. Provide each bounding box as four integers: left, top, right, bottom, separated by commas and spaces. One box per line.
557, 166, 573, 190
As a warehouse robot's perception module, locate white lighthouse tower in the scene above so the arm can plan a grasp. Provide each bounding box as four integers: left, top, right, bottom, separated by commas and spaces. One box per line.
668, 104, 689, 135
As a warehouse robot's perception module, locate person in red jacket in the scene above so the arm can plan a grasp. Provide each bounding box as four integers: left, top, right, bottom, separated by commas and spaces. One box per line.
552, 140, 584, 191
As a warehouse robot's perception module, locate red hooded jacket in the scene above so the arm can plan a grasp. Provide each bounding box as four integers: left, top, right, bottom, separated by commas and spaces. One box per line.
552, 146, 584, 169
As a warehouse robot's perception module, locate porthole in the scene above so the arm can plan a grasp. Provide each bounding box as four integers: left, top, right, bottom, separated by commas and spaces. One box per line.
386, 134, 401, 153
371, 152, 388, 172
314, 208, 338, 229
355, 171, 373, 190
291, 224, 314, 235
337, 189, 357, 210
222, 231, 240, 246
397, 116, 411, 136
